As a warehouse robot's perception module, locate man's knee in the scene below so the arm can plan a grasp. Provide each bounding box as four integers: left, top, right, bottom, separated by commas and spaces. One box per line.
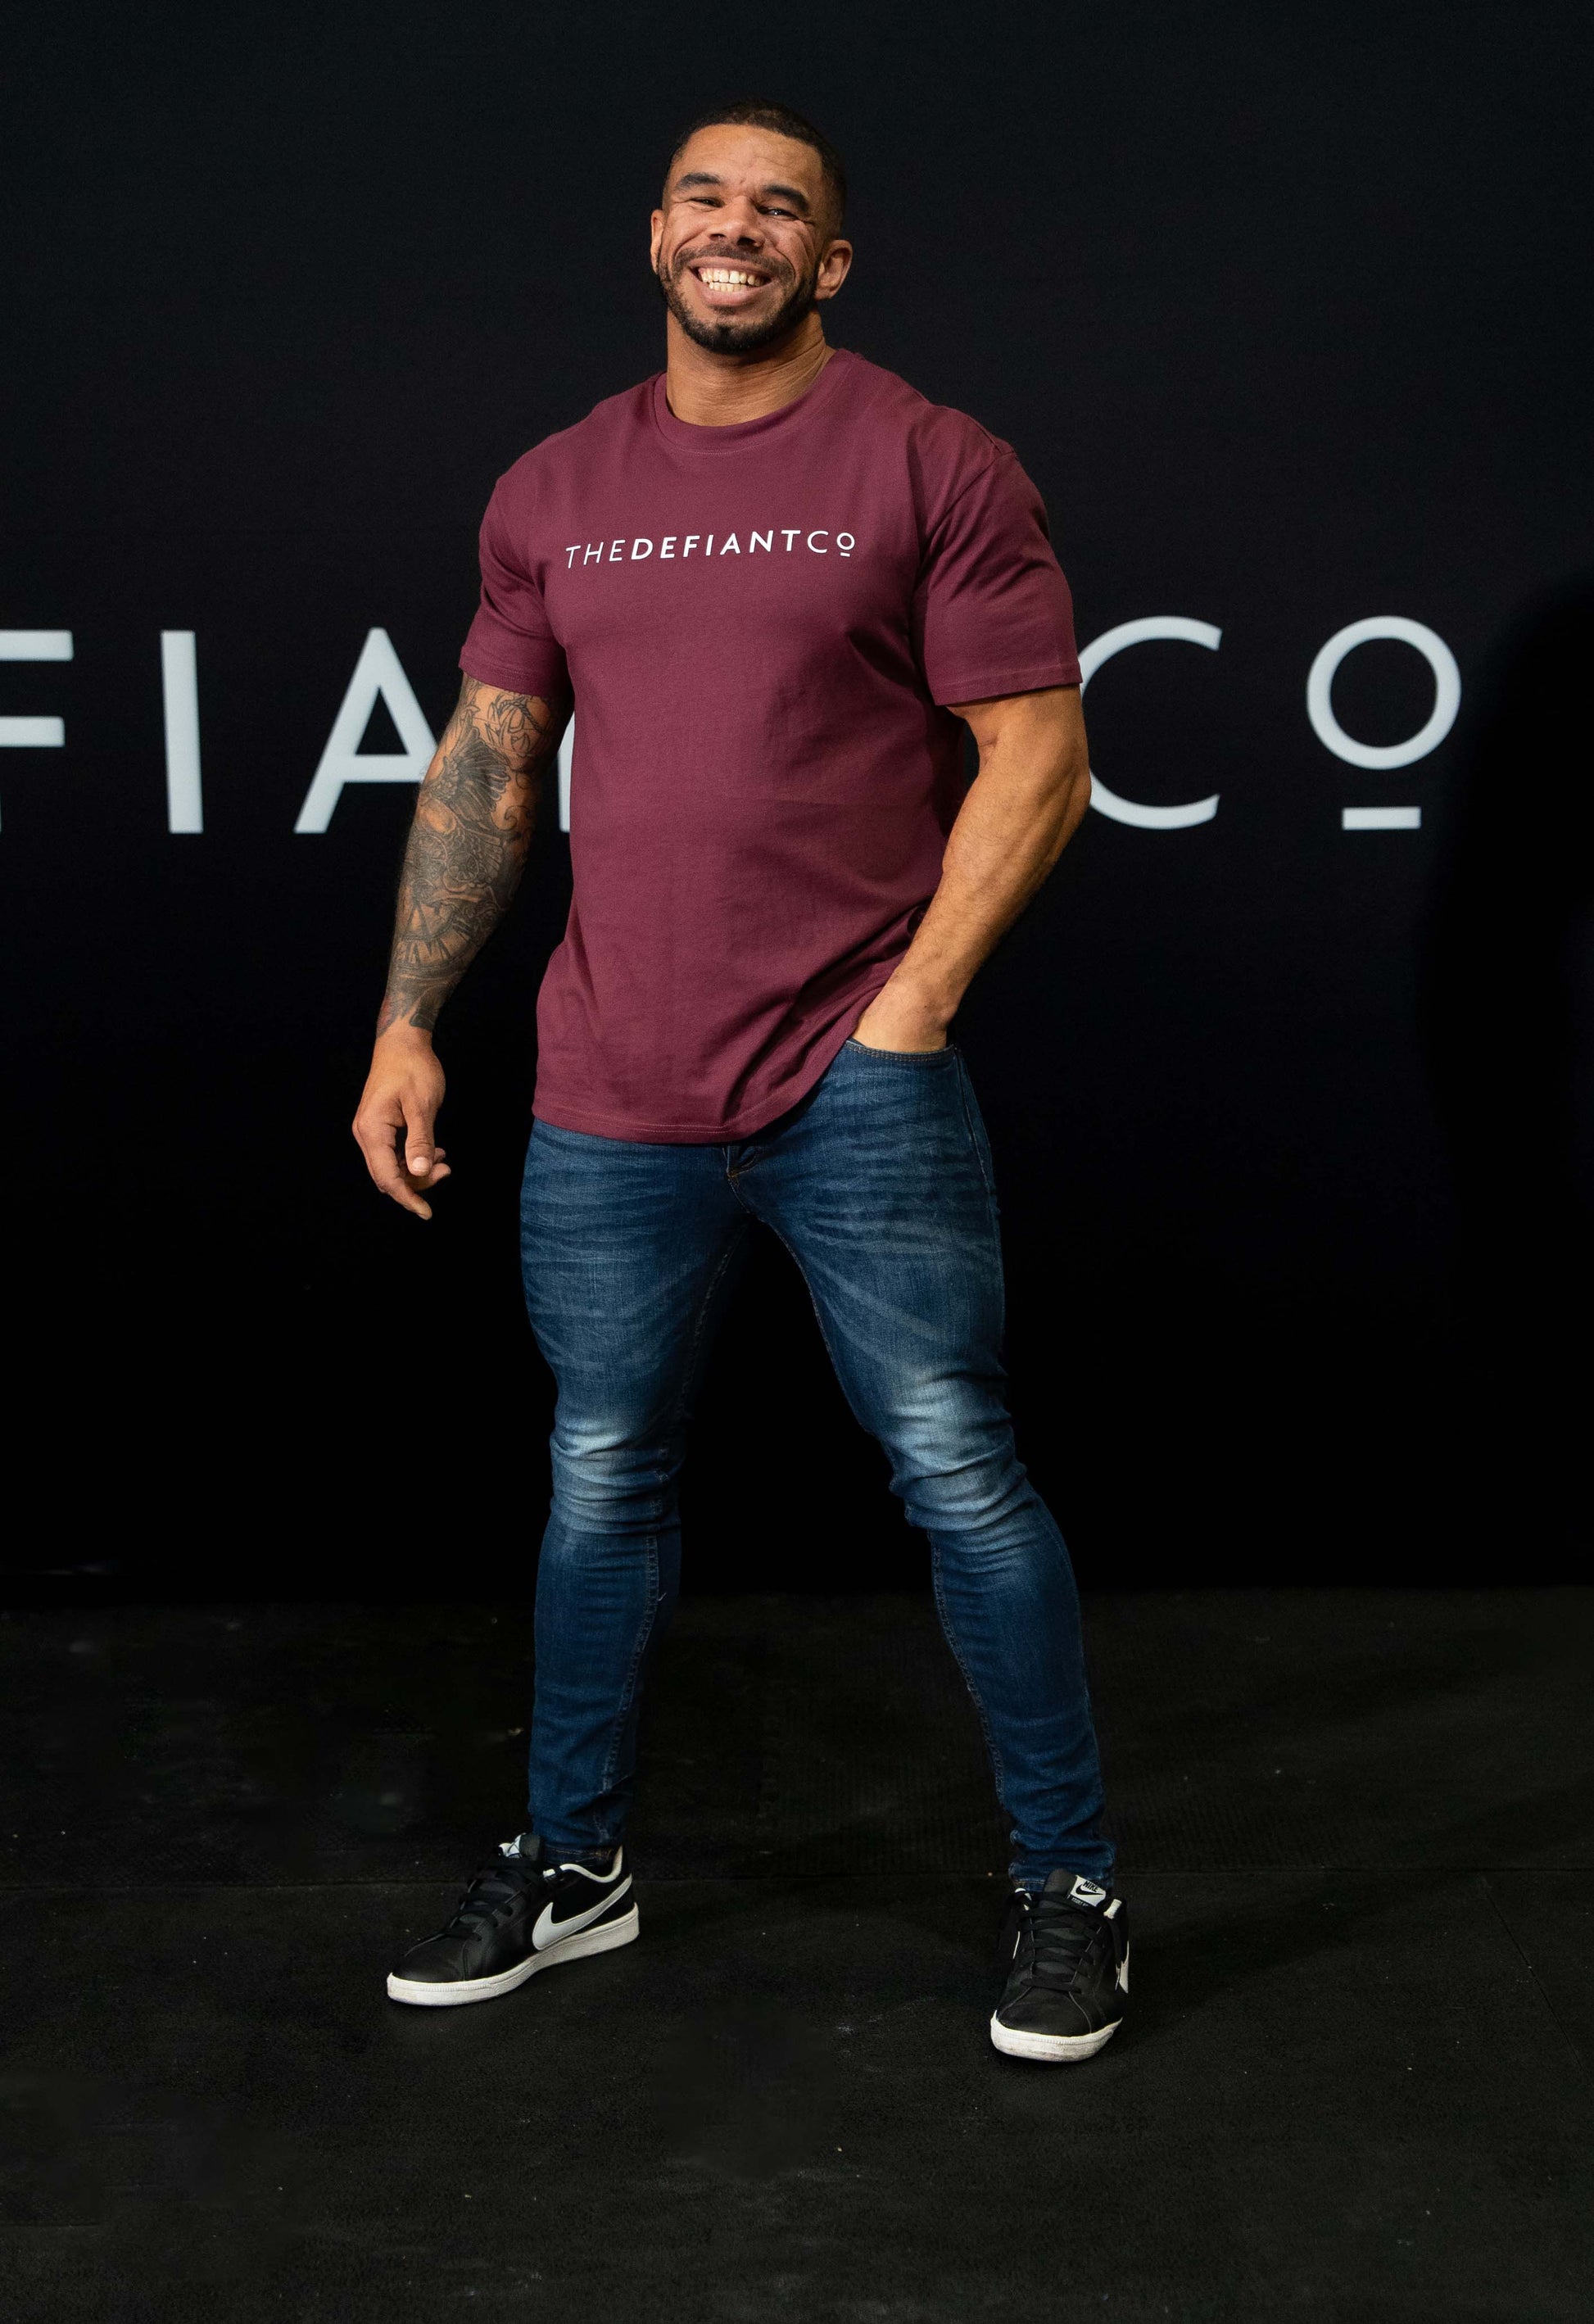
874, 1386, 1033, 1534
549, 1420, 682, 1535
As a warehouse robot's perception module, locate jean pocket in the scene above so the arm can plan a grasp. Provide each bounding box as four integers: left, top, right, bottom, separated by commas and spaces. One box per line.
842, 1038, 960, 1062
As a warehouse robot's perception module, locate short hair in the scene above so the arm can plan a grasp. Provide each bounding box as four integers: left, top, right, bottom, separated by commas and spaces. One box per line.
664, 99, 848, 231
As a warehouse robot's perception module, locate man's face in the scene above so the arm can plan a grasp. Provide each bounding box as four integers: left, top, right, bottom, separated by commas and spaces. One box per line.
650, 125, 853, 356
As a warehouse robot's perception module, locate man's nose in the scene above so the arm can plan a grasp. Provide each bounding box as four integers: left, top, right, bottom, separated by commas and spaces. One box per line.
709, 197, 767, 248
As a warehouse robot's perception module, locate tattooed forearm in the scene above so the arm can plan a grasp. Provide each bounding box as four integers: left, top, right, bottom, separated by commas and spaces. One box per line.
376, 677, 562, 1037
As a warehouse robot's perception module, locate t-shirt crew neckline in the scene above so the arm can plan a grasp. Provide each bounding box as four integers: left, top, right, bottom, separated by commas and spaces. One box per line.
649, 346, 854, 452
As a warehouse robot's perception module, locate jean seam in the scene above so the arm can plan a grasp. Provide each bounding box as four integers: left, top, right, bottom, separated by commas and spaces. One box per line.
597, 1533, 659, 1819
593, 1223, 749, 1829
929, 1541, 1013, 1828
756, 1219, 861, 1419
953, 1054, 997, 1206
953, 1056, 1008, 1359
667, 1219, 752, 1434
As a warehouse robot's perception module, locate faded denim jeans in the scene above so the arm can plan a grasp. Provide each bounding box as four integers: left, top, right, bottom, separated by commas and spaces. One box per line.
519, 1035, 1113, 1889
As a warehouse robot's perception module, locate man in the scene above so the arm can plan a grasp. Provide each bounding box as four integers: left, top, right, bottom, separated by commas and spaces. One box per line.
354, 100, 1127, 2063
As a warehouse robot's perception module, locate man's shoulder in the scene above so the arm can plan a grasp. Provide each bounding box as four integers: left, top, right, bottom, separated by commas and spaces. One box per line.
836, 350, 996, 442
836, 351, 1009, 511
487, 378, 659, 503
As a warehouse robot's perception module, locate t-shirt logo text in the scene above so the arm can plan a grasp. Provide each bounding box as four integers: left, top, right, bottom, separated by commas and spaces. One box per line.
563, 530, 856, 569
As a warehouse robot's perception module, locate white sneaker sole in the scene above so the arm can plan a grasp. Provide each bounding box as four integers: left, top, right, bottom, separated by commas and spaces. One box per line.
989, 2013, 1122, 2063
386, 1905, 640, 2008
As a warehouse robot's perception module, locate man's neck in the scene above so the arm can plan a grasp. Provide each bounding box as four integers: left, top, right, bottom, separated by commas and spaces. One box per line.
663, 312, 834, 428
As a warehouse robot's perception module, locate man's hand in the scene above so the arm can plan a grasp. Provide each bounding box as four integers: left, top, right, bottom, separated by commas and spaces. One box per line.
354, 1026, 451, 1219
851, 985, 949, 1052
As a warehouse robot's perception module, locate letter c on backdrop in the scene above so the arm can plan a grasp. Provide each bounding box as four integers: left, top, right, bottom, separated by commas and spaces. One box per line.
1079, 618, 1223, 829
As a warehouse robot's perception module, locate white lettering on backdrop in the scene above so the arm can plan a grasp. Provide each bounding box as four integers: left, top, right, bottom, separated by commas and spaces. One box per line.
1079, 618, 1224, 830
1306, 617, 1460, 831
558, 718, 573, 833
293, 628, 437, 835
161, 631, 203, 833
0, 629, 72, 832
0, 618, 1465, 834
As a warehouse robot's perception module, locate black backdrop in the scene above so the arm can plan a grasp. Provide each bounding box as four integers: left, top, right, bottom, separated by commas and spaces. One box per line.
3, 2, 1589, 1597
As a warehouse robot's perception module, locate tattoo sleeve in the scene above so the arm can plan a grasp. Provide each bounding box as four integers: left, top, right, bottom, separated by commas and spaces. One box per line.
376, 676, 563, 1037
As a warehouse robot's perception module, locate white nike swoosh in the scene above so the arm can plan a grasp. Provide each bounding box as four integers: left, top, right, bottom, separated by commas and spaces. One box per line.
532, 1875, 632, 1951
1116, 1941, 1130, 1994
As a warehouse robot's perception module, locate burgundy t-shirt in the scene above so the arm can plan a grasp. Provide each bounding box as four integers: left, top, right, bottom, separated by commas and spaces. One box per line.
460, 348, 1080, 1142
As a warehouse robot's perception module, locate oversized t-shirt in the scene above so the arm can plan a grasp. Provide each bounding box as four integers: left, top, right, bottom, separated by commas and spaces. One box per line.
459, 347, 1080, 1142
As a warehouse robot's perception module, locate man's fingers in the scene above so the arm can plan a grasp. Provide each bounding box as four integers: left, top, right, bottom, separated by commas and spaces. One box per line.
355, 1104, 444, 1218
358, 1127, 450, 1214
353, 1108, 403, 1185
355, 1119, 420, 1198
402, 1091, 446, 1175
360, 1137, 429, 1217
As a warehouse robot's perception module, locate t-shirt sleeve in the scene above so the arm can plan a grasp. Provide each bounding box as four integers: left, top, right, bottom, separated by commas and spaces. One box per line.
458, 473, 570, 700
913, 445, 1080, 706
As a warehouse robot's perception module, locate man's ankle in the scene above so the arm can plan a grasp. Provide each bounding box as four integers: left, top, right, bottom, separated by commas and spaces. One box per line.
522, 1832, 619, 1870
1013, 1869, 1115, 1903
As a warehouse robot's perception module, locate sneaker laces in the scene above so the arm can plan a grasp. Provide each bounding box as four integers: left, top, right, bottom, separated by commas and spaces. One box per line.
442, 1844, 554, 1938
1018, 1892, 1103, 1990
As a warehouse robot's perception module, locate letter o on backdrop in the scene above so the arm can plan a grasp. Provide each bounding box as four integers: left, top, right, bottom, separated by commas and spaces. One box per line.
1306, 617, 1460, 769
1080, 617, 1223, 829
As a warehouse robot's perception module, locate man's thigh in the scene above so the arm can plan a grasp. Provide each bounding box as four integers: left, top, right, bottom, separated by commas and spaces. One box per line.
736, 1040, 1009, 1438
519, 1118, 749, 1433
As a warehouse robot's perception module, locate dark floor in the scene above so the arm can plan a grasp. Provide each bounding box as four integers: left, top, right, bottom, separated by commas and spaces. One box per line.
2, 1588, 1591, 2322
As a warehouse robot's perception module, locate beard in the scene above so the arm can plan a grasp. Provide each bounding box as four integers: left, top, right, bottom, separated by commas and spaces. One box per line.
654, 246, 820, 356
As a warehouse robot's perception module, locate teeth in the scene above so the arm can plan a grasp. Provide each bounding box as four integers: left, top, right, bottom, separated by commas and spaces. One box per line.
697, 268, 765, 288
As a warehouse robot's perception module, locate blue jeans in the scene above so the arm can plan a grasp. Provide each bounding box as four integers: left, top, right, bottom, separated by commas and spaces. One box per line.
519, 1036, 1113, 1889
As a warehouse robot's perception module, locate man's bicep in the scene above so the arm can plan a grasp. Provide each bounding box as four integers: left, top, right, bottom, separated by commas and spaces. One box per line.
451, 673, 569, 777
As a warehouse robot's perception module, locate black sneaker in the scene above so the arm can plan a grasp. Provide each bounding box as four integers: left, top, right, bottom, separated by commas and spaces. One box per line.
989, 1870, 1129, 2063
386, 1837, 638, 2008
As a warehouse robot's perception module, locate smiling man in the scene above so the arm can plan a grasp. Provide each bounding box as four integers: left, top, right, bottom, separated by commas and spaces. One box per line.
355, 100, 1127, 2063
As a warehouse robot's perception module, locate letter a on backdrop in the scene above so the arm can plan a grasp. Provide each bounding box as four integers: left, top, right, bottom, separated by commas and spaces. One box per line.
294, 628, 437, 833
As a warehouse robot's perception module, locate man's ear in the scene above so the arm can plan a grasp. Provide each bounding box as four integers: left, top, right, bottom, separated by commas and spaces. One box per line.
815, 238, 854, 301
649, 211, 664, 269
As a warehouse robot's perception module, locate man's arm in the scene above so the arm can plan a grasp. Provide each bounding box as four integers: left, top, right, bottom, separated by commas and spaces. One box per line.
353, 674, 565, 1217
851, 683, 1090, 1052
